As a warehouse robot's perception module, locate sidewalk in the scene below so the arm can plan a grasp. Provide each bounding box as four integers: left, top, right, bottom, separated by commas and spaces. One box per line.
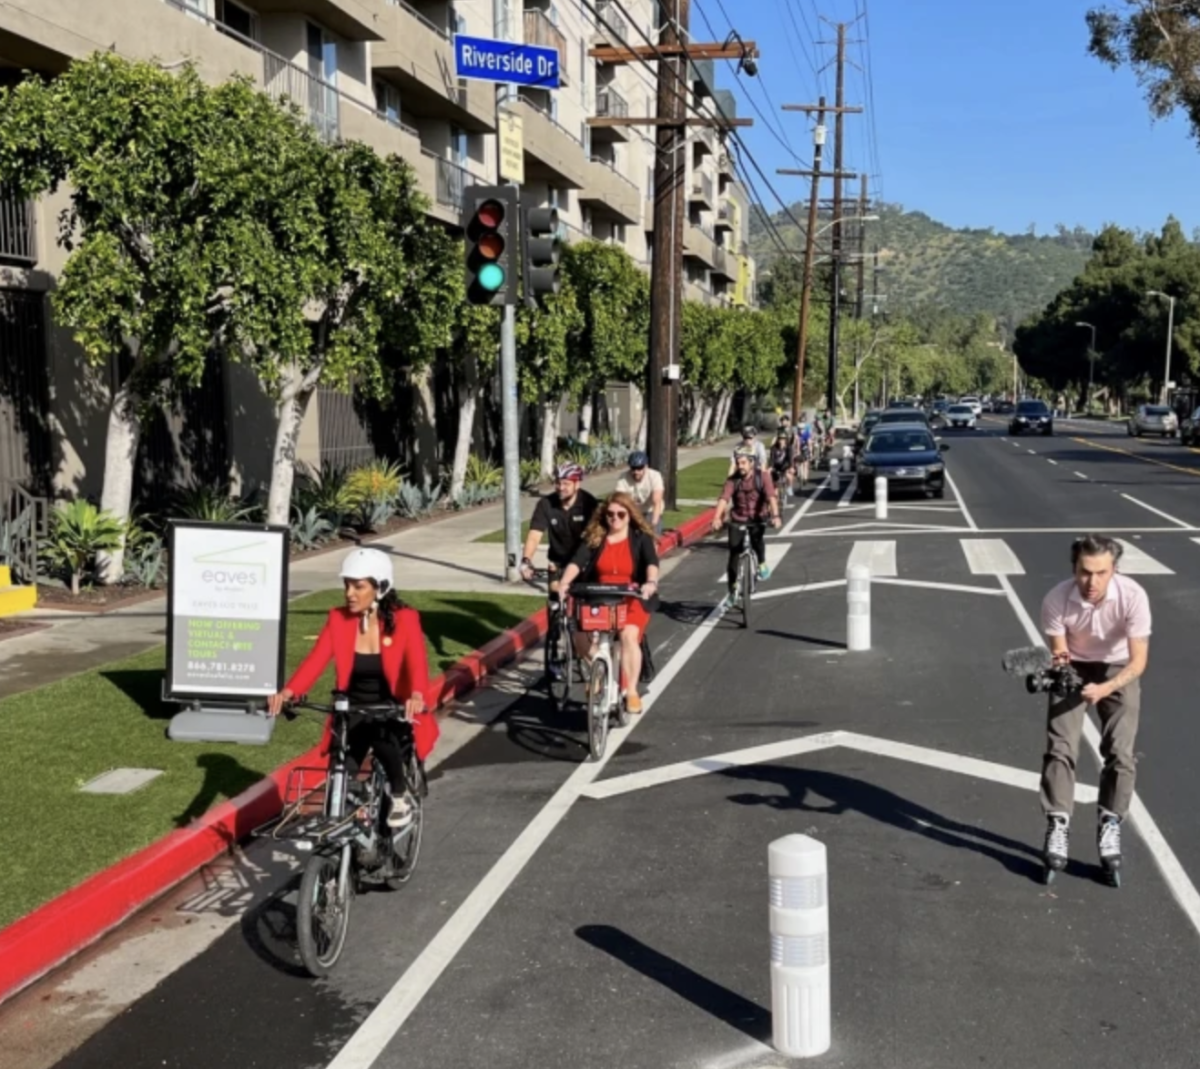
0, 441, 734, 701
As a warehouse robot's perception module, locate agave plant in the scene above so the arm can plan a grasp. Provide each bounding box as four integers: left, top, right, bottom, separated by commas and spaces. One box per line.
172, 481, 258, 523
290, 505, 335, 551
345, 458, 405, 507
40, 500, 125, 595
519, 458, 543, 490
293, 462, 356, 526
122, 534, 166, 588
464, 453, 503, 490
354, 496, 397, 532
396, 475, 445, 520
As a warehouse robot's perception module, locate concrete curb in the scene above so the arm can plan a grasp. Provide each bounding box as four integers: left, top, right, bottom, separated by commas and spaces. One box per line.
0, 506, 717, 1006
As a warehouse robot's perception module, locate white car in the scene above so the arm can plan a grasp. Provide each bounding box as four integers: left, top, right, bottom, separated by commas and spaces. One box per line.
945, 403, 977, 429
959, 396, 982, 417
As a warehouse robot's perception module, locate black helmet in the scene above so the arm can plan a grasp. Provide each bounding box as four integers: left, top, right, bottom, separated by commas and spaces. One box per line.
742, 425, 757, 438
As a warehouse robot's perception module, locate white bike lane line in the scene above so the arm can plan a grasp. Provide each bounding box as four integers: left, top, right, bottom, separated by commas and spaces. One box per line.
323, 598, 733, 1069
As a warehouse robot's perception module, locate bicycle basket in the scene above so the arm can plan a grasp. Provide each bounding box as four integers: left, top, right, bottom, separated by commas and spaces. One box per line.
282, 766, 329, 817
575, 600, 627, 632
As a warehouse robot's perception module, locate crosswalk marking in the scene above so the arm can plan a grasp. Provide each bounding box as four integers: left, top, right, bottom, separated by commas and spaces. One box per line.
1115, 539, 1174, 575
960, 539, 1025, 575
847, 540, 897, 577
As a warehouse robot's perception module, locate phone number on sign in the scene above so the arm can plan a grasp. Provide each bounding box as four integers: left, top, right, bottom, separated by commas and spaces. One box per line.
188, 662, 256, 673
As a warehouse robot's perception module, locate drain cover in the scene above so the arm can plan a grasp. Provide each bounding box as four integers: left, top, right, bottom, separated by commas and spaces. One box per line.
79, 768, 164, 795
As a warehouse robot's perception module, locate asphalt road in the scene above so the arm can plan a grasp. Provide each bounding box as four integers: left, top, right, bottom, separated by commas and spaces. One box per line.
6, 416, 1200, 1069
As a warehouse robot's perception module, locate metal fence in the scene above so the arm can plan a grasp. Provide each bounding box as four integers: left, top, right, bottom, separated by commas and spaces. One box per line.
263, 51, 339, 143
435, 155, 471, 211
317, 386, 377, 471
0, 289, 50, 491
0, 186, 36, 264
594, 1, 628, 43
596, 85, 628, 120
0, 480, 47, 586
524, 10, 569, 82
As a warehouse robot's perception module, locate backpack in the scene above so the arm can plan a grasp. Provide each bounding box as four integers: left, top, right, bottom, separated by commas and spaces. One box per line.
725, 467, 767, 514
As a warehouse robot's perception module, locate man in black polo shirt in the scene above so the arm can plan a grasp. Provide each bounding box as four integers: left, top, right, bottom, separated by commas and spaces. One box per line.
519, 463, 598, 588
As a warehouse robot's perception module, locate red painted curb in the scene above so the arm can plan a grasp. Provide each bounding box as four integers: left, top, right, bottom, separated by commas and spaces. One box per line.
0, 507, 716, 1005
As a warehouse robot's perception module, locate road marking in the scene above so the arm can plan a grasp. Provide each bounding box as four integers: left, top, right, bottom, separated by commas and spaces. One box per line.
836, 477, 857, 508
1027, 449, 1037, 455
579, 729, 1098, 803
847, 539, 897, 576
1074, 471, 1088, 480
960, 538, 1025, 575
871, 577, 1008, 597
753, 578, 847, 601
783, 525, 1200, 537
1047, 459, 1058, 466
943, 468, 979, 531
804, 504, 961, 518
1010, 441, 1021, 448
781, 474, 831, 535
1119, 493, 1192, 529
714, 541, 791, 584
323, 600, 731, 1069
1114, 538, 1174, 575
1070, 435, 1200, 478
994, 574, 1200, 943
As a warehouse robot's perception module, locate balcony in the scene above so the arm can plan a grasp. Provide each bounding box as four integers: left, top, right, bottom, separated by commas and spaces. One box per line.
689, 172, 714, 210
593, 1, 627, 45
589, 85, 630, 144
715, 202, 735, 232
513, 95, 589, 189
416, 149, 476, 226
524, 10, 569, 86
683, 222, 717, 269
0, 187, 36, 266
711, 244, 737, 282
374, 1, 496, 132
718, 151, 736, 180
580, 157, 641, 225
247, 0, 384, 41
686, 280, 715, 305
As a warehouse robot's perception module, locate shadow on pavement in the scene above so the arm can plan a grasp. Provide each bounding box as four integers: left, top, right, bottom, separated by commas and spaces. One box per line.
576, 924, 772, 1044
756, 628, 846, 650
722, 764, 1056, 884
240, 881, 309, 979
658, 599, 716, 625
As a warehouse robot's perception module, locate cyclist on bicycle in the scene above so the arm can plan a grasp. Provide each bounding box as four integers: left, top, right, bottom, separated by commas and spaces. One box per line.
768, 429, 795, 503
267, 548, 435, 829
558, 491, 660, 715
713, 447, 781, 608
797, 417, 814, 488
519, 463, 598, 589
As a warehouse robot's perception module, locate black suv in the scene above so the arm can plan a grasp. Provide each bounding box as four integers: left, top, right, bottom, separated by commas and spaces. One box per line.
1009, 399, 1053, 436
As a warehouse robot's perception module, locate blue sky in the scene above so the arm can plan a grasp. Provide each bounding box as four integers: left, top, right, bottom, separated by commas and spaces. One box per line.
707, 0, 1200, 237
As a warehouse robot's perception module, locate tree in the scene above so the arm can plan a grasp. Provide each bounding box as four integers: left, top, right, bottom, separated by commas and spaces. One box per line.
446, 304, 500, 500
516, 285, 584, 476
0, 54, 328, 578
1087, 2, 1200, 145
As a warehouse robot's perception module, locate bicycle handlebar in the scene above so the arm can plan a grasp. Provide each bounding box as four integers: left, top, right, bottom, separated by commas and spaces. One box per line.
287, 697, 415, 722
568, 582, 650, 605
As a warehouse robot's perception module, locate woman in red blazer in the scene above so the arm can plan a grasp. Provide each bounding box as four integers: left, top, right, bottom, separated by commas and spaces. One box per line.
268, 548, 438, 828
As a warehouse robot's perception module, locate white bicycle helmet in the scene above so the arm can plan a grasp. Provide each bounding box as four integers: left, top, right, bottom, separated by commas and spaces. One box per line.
339, 547, 394, 594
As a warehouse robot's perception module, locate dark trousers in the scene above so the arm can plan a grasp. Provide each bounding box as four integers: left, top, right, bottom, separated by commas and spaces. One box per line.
347, 718, 411, 794
727, 523, 766, 589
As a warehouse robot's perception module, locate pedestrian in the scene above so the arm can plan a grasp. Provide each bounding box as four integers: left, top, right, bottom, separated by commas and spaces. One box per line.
1038, 534, 1151, 883
615, 450, 665, 535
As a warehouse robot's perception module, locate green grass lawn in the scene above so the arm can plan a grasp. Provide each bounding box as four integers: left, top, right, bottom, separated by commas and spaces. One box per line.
474, 520, 532, 545
676, 457, 732, 501
0, 588, 540, 930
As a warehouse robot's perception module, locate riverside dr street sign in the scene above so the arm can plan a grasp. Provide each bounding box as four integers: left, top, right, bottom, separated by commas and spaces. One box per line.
453, 34, 561, 89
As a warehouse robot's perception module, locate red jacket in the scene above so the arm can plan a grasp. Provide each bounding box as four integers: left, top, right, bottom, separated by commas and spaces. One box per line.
286, 605, 439, 761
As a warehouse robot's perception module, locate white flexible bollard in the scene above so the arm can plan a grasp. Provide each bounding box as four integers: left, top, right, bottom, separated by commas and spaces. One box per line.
770, 834, 831, 1058
874, 476, 888, 520
846, 562, 871, 651
829, 458, 840, 493
841, 443, 853, 471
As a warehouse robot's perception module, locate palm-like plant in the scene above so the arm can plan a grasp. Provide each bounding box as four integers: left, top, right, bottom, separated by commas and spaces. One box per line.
42, 500, 125, 595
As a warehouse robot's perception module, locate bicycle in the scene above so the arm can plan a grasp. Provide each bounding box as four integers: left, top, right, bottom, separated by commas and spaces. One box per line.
728, 521, 768, 630
524, 565, 576, 710
254, 694, 426, 977
569, 582, 648, 762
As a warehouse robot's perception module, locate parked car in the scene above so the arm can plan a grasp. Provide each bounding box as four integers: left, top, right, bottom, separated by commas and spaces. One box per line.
1181, 406, 1200, 445
856, 423, 949, 500
1009, 399, 1053, 436
1128, 404, 1178, 438
876, 406, 932, 428
944, 403, 977, 430
854, 409, 883, 453
996, 400, 1016, 415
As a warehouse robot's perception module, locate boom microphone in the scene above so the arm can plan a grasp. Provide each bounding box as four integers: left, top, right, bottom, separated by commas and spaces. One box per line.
1001, 646, 1052, 676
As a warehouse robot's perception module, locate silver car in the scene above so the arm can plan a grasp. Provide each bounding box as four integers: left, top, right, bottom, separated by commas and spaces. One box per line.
1128, 404, 1178, 438
944, 403, 976, 429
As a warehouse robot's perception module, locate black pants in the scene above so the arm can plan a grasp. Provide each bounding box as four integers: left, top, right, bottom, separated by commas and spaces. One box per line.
727, 523, 766, 589
347, 718, 411, 794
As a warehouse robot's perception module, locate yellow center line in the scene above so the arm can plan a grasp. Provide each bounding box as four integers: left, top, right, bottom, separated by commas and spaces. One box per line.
1070, 436, 1200, 477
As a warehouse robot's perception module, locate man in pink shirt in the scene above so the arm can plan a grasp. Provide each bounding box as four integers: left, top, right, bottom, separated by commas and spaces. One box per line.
1039, 534, 1151, 883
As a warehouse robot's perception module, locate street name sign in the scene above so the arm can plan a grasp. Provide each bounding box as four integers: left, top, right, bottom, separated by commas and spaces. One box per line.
454, 33, 561, 89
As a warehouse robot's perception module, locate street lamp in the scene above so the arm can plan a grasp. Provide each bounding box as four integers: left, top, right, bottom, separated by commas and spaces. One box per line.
1074, 321, 1097, 409
1146, 291, 1176, 406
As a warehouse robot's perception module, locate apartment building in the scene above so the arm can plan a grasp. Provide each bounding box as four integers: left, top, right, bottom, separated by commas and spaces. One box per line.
0, 0, 756, 499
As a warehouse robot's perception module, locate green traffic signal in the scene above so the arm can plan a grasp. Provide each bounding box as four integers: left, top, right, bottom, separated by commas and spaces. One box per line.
478, 263, 505, 291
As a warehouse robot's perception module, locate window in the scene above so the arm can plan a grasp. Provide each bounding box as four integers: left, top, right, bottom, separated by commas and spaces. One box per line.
307, 22, 338, 86
450, 126, 468, 164
216, 0, 257, 40
374, 79, 401, 123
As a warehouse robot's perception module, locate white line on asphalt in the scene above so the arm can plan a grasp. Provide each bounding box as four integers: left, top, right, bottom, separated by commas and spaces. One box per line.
870, 577, 1008, 597
960, 538, 1026, 576
1120, 493, 1193, 529
803, 504, 961, 518
714, 541, 792, 585
943, 468, 979, 531
323, 601, 731, 1069
1027, 449, 1037, 455
781, 474, 832, 535
1074, 471, 1088, 480
752, 578, 847, 601
1114, 539, 1174, 575
1047, 459, 1058, 466
837, 477, 857, 508
847, 539, 898, 577
1010, 441, 1021, 448
782, 525, 1200, 537
993, 574, 1200, 945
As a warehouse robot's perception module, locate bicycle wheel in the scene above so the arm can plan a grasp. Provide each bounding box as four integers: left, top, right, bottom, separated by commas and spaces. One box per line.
296, 848, 352, 978
740, 552, 753, 629
615, 645, 629, 727
384, 752, 424, 888
547, 612, 573, 710
587, 657, 610, 762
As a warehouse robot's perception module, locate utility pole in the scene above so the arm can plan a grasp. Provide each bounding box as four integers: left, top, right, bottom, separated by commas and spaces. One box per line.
589, 7, 758, 511
826, 20, 847, 423
788, 98, 824, 423
852, 172, 868, 419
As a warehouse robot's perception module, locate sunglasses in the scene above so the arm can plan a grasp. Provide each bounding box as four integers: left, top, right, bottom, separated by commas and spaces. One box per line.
605, 509, 629, 519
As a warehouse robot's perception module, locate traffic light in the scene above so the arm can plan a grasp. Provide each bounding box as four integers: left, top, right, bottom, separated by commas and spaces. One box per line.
521, 197, 561, 307
463, 185, 518, 306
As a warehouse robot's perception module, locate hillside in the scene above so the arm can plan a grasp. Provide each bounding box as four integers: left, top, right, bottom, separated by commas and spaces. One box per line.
748, 202, 1094, 327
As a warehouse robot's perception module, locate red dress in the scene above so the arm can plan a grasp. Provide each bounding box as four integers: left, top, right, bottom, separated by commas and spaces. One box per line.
593, 536, 651, 639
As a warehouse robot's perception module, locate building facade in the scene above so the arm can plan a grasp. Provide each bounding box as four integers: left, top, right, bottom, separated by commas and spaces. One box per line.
0, 0, 757, 498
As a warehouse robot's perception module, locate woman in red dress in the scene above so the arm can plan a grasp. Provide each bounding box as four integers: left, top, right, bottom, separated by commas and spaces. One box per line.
558, 490, 660, 714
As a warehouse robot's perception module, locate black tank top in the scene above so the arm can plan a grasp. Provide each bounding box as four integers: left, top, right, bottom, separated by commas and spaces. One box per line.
346, 652, 387, 706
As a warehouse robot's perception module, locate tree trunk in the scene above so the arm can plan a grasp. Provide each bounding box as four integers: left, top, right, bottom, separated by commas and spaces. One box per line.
411, 364, 439, 486
697, 397, 715, 440
95, 381, 143, 584
266, 364, 321, 527
539, 397, 559, 478
449, 352, 480, 500
714, 391, 732, 438
578, 394, 593, 445
687, 390, 705, 439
